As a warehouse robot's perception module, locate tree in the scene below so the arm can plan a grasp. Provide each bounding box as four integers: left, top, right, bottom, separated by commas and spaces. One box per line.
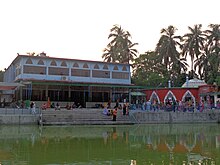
205, 24, 220, 84
182, 24, 205, 77
132, 51, 168, 87
194, 47, 210, 80
155, 25, 181, 77
102, 24, 138, 64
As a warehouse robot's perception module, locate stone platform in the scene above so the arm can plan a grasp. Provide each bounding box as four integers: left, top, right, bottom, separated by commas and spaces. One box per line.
0, 108, 219, 125
40, 108, 133, 125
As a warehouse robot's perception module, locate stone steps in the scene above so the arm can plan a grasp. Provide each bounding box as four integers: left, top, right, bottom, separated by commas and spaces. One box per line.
41, 109, 134, 125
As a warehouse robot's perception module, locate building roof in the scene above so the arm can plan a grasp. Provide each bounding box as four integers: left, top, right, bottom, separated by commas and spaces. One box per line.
182, 78, 207, 88
6, 54, 131, 71
0, 82, 24, 90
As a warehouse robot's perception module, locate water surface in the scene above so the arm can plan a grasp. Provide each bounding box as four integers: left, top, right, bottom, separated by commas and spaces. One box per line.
0, 124, 219, 165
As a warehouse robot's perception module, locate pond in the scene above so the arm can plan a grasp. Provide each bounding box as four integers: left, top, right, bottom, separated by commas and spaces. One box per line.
0, 124, 219, 165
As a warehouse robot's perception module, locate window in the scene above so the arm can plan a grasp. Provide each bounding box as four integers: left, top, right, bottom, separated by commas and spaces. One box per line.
103, 64, 108, 70
61, 61, 67, 67
94, 64, 100, 69
73, 62, 79, 67
50, 60, 57, 66
113, 65, 119, 70
37, 59, 44, 65
83, 63, 89, 68
48, 67, 69, 75
92, 70, 110, 78
26, 58, 33, 64
122, 66, 127, 71
71, 69, 90, 77
112, 72, 129, 79
23, 66, 46, 74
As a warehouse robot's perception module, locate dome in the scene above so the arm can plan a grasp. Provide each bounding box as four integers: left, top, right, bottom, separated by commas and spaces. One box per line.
182, 78, 206, 88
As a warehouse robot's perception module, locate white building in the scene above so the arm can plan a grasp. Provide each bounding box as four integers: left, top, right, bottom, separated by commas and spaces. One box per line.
4, 54, 136, 107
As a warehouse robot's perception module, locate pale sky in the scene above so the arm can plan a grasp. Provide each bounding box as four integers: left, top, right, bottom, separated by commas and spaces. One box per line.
0, 0, 219, 70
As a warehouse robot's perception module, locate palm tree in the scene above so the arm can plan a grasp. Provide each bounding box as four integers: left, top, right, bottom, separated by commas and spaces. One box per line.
205, 24, 220, 50
155, 25, 181, 74
205, 24, 220, 71
102, 44, 117, 62
194, 46, 210, 80
102, 24, 138, 64
182, 24, 206, 76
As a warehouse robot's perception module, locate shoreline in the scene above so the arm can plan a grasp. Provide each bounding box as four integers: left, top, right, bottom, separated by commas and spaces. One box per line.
0, 108, 219, 125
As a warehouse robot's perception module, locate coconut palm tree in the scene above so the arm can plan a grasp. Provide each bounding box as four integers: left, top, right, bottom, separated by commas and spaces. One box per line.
205, 24, 220, 71
192, 24, 220, 82
205, 24, 220, 50
103, 24, 138, 64
194, 46, 210, 80
182, 24, 206, 76
102, 44, 117, 62
155, 25, 181, 74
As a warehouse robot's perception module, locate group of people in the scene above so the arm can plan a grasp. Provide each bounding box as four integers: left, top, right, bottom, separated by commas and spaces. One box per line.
41, 102, 82, 110
131, 98, 219, 112
103, 99, 129, 121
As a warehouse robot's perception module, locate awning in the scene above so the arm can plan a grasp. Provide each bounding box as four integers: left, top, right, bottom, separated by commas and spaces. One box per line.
0, 82, 24, 90
31, 81, 145, 88
130, 92, 146, 96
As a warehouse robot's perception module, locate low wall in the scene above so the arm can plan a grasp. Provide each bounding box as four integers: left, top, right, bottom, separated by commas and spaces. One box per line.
0, 115, 39, 125
131, 111, 220, 124
0, 108, 219, 125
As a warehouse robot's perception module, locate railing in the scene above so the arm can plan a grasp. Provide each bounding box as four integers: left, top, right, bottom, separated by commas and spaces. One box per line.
129, 111, 140, 124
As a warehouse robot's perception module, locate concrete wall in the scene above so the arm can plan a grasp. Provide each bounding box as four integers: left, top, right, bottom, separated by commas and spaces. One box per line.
0, 109, 219, 125
131, 111, 220, 124
0, 115, 39, 125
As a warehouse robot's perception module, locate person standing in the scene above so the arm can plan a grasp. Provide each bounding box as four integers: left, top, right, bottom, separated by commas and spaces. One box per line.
123, 103, 127, 115
115, 99, 119, 108
30, 102, 36, 114
112, 107, 118, 121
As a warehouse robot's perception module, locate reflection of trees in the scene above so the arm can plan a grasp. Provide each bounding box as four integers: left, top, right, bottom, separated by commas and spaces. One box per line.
0, 124, 219, 164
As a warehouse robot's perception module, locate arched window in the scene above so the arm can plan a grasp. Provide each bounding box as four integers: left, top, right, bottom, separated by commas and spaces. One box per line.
50, 60, 57, 66
37, 59, 44, 65
83, 63, 89, 68
113, 65, 118, 70
94, 64, 99, 69
73, 62, 79, 67
61, 61, 67, 67
164, 90, 177, 103
103, 64, 108, 70
122, 66, 127, 71
182, 90, 196, 107
150, 91, 160, 104
26, 58, 33, 64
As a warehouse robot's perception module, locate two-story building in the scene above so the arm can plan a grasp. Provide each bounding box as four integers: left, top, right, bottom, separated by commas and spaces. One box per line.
3, 53, 138, 108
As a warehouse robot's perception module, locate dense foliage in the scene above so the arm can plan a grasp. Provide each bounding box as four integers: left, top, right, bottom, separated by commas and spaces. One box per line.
103, 24, 220, 87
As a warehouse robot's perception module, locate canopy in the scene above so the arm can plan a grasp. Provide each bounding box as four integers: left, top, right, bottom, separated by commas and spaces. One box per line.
0, 82, 24, 90
130, 91, 146, 96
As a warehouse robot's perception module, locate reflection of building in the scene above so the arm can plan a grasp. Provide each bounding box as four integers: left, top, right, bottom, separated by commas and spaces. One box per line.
145, 78, 220, 108
3, 54, 138, 107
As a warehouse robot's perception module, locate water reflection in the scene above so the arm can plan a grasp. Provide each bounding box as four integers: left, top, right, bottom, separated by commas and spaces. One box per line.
0, 124, 219, 165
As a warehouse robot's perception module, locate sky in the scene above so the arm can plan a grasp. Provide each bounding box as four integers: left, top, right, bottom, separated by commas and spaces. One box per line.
0, 0, 219, 70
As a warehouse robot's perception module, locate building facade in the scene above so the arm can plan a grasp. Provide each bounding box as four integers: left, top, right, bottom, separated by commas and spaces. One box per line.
144, 78, 220, 110
4, 54, 136, 107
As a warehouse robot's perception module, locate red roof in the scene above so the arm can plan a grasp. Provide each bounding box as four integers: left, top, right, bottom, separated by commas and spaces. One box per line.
0, 86, 18, 90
